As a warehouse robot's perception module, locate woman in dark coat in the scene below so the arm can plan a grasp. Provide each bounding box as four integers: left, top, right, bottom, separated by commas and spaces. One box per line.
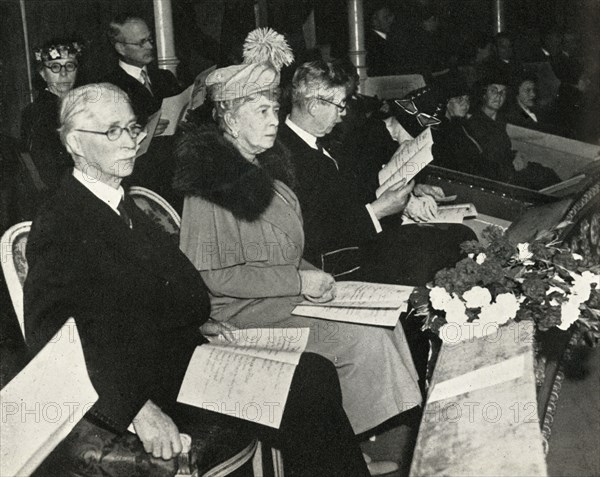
21, 39, 82, 191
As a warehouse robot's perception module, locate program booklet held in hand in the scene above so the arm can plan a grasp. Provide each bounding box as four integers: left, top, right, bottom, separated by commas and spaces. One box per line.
376, 127, 434, 198
292, 281, 414, 327
177, 327, 309, 429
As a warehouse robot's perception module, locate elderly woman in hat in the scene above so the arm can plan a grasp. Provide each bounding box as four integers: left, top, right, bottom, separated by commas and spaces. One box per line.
21, 39, 83, 193
173, 29, 421, 474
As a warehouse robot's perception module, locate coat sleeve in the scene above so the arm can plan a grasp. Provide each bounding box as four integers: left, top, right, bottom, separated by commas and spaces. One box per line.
24, 212, 167, 433
200, 263, 302, 299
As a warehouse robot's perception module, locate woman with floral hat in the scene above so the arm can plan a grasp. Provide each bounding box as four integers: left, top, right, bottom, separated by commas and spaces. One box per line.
21, 38, 83, 193
174, 30, 420, 475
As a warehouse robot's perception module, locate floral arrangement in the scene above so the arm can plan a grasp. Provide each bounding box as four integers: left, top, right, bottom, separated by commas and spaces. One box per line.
410, 225, 600, 345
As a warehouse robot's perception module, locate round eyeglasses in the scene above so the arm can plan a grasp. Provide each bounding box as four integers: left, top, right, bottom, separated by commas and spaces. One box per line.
317, 97, 347, 113
75, 123, 144, 142
118, 37, 154, 48
44, 62, 78, 74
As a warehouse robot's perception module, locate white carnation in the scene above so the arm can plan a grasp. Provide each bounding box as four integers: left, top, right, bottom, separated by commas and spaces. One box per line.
429, 287, 453, 310
463, 286, 492, 308
476, 253, 487, 265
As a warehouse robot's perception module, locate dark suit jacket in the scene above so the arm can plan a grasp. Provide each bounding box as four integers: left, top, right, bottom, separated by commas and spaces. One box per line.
104, 66, 182, 124
365, 29, 390, 77
277, 123, 378, 268
24, 174, 210, 432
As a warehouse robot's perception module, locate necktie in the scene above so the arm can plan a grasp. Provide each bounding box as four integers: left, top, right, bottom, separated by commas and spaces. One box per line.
117, 198, 133, 229
315, 138, 339, 170
140, 69, 153, 96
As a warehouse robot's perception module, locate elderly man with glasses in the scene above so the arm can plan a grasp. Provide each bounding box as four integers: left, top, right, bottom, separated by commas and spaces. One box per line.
24, 83, 371, 477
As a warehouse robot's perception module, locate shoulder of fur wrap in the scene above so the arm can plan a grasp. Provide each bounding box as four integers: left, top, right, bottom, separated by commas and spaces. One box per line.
172, 121, 296, 222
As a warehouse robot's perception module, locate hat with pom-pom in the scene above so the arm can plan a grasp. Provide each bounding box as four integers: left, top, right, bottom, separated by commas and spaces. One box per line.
206, 28, 294, 102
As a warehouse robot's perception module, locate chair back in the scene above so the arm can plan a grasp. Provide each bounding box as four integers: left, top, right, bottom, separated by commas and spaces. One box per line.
1, 221, 32, 338
128, 186, 181, 241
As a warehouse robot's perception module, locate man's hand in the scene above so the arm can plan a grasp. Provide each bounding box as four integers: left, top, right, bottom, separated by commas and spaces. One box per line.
154, 119, 170, 136
513, 151, 528, 171
403, 194, 438, 222
132, 400, 182, 460
299, 270, 336, 301
370, 179, 415, 220
413, 183, 445, 200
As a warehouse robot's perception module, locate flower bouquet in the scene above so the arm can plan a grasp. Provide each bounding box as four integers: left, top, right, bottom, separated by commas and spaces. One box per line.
410, 225, 600, 348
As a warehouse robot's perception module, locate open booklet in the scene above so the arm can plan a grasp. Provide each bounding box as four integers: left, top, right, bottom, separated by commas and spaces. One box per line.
1, 318, 98, 477
402, 203, 478, 225
376, 127, 434, 198
292, 281, 414, 327
178, 327, 309, 429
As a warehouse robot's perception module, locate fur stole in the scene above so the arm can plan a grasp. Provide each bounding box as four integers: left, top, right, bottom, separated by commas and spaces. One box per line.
172, 122, 297, 222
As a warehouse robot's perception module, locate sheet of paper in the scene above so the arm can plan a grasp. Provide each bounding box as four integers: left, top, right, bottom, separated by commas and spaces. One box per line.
209, 327, 309, 365
435, 203, 477, 222
135, 110, 161, 158
1, 318, 98, 477
402, 203, 477, 225
428, 354, 526, 403
299, 281, 414, 308
160, 84, 194, 136
378, 128, 434, 186
292, 304, 403, 327
178, 328, 309, 429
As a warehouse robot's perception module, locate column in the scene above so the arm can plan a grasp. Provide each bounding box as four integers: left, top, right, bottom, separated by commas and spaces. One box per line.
347, 0, 367, 90
153, 0, 179, 76
492, 0, 506, 34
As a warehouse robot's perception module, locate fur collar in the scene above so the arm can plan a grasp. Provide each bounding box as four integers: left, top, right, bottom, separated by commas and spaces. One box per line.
173, 121, 296, 222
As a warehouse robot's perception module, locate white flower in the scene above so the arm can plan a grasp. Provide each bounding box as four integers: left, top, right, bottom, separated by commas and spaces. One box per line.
569, 271, 598, 305
49, 47, 60, 59
429, 287, 453, 310
495, 293, 520, 321
558, 300, 581, 330
444, 297, 468, 324
463, 286, 492, 308
476, 253, 487, 265
572, 253, 583, 261
468, 253, 475, 259
516, 243, 534, 264
477, 293, 519, 326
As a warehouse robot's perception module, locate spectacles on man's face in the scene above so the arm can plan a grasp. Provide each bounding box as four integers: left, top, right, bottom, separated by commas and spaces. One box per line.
118, 36, 154, 48
44, 62, 78, 74
75, 123, 143, 142
317, 97, 347, 113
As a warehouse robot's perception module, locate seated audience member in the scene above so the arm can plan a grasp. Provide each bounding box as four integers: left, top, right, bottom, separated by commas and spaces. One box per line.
173, 31, 417, 475
468, 73, 560, 189
387, 6, 449, 77
23, 83, 369, 477
278, 60, 476, 286
104, 14, 183, 209
431, 76, 502, 177
480, 32, 524, 82
21, 38, 82, 192
502, 73, 557, 133
365, 1, 395, 76
548, 62, 599, 143
465, 31, 494, 66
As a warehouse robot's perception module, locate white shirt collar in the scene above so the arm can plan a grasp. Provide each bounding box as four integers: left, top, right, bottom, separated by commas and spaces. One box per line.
373, 29, 387, 40
285, 116, 319, 150
73, 168, 125, 214
285, 116, 338, 169
119, 60, 147, 85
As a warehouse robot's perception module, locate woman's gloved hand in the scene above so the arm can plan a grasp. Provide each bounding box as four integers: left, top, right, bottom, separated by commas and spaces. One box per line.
299, 270, 336, 303
403, 194, 438, 222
